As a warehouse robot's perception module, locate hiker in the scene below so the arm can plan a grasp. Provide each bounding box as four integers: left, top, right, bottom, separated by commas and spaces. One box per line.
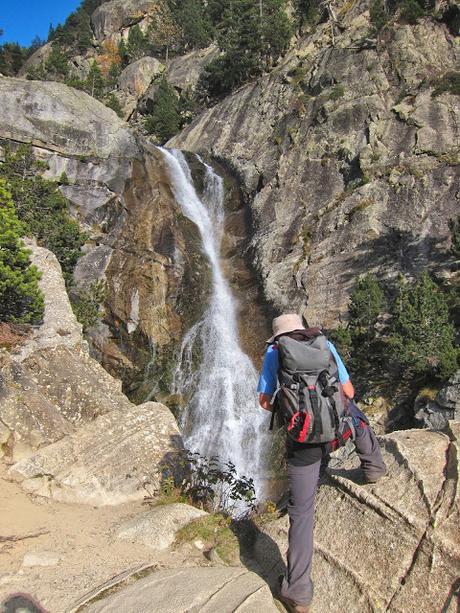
257, 314, 386, 613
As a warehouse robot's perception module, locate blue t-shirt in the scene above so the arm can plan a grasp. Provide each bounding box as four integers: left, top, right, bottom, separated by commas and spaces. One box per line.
257, 340, 350, 395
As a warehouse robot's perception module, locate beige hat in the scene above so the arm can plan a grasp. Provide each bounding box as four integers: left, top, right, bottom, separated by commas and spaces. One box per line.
267, 313, 305, 343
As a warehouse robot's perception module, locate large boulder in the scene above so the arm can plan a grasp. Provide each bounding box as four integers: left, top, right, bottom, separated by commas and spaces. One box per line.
1, 244, 185, 505
117, 56, 165, 118
116, 503, 208, 550
0, 77, 138, 159
91, 0, 158, 42
141, 45, 220, 114
78, 567, 279, 612
10, 401, 183, 505
253, 426, 460, 612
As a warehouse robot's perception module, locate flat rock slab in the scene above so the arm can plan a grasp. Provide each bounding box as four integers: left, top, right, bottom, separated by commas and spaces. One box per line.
81, 567, 278, 613
11, 402, 184, 506
116, 503, 208, 551
253, 428, 460, 612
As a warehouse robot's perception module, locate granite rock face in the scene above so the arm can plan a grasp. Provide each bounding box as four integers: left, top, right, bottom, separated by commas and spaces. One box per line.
253, 425, 460, 612
0, 245, 184, 493
79, 567, 279, 613
91, 0, 158, 42
117, 57, 165, 119
11, 400, 183, 505
0, 77, 211, 396
140, 45, 220, 114
0, 244, 131, 462
170, 16, 460, 325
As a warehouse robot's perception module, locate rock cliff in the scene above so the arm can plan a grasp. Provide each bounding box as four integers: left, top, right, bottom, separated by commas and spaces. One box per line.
0, 76, 212, 398
1, 242, 184, 504
170, 13, 460, 325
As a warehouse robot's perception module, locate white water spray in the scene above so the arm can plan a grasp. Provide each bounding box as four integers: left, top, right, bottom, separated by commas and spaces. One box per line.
160, 148, 269, 500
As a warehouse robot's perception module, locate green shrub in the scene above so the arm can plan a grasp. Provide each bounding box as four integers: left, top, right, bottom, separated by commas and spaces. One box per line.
0, 144, 87, 286
388, 274, 458, 382
370, 0, 388, 31
0, 180, 44, 324
105, 93, 124, 118
144, 78, 181, 143
70, 281, 106, 331
432, 72, 460, 97
399, 0, 425, 23
329, 84, 345, 101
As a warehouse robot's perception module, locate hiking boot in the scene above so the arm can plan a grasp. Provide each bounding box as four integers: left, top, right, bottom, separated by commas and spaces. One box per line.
363, 469, 387, 484
276, 576, 311, 613
278, 594, 311, 613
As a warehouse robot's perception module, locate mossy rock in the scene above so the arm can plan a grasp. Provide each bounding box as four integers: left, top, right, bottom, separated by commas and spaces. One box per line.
175, 513, 242, 566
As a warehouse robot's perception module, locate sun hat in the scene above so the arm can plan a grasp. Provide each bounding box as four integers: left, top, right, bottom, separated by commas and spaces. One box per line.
267, 313, 305, 343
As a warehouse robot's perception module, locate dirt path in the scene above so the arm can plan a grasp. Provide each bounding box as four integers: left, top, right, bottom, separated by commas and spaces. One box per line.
0, 465, 178, 612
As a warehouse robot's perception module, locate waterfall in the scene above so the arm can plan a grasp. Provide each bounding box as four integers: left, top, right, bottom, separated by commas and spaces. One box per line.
159, 148, 270, 502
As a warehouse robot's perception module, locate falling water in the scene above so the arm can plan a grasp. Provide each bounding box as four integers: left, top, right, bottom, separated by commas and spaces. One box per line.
159, 148, 270, 500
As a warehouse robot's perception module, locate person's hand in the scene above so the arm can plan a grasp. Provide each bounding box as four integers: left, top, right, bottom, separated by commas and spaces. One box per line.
258, 393, 273, 411
342, 380, 355, 400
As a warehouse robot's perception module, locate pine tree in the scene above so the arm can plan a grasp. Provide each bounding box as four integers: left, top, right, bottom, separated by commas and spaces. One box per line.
126, 25, 147, 62
172, 0, 213, 49
144, 78, 180, 143
349, 273, 385, 345
0, 180, 44, 324
388, 274, 458, 381
86, 61, 105, 99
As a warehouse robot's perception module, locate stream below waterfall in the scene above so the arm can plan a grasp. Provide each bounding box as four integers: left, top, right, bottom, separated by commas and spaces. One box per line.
159, 148, 271, 503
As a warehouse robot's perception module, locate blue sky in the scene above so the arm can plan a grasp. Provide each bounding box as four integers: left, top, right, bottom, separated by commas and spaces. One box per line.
1, 0, 82, 46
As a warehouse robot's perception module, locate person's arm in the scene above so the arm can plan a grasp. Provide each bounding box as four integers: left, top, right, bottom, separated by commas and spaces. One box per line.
327, 341, 355, 399
257, 346, 279, 411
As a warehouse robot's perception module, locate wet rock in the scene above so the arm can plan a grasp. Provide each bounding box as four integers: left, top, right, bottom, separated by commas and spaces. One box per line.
116, 503, 207, 551
0, 77, 211, 392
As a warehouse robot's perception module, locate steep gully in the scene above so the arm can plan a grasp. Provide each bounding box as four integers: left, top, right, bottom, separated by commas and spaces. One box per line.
152, 148, 273, 499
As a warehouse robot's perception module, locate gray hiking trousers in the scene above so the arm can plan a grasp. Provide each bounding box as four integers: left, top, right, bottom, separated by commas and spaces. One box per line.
280, 419, 386, 606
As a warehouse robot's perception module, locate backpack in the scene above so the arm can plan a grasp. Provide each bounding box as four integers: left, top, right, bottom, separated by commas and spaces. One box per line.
269, 329, 354, 447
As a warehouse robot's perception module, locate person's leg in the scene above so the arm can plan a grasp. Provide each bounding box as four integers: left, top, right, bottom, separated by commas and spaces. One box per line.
281, 459, 321, 606
349, 402, 386, 481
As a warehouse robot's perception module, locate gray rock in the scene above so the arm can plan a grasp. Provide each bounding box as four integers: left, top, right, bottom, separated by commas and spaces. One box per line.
116, 503, 208, 551
17, 42, 53, 77
169, 17, 460, 326
14, 243, 83, 361
117, 57, 165, 119
253, 427, 460, 612
437, 370, 460, 415
118, 57, 164, 97
22, 550, 61, 567
141, 45, 219, 114
91, 0, 157, 42
10, 401, 184, 506
79, 567, 278, 612
0, 77, 138, 159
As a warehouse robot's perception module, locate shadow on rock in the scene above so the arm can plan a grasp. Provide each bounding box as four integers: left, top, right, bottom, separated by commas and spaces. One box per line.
230, 518, 286, 596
